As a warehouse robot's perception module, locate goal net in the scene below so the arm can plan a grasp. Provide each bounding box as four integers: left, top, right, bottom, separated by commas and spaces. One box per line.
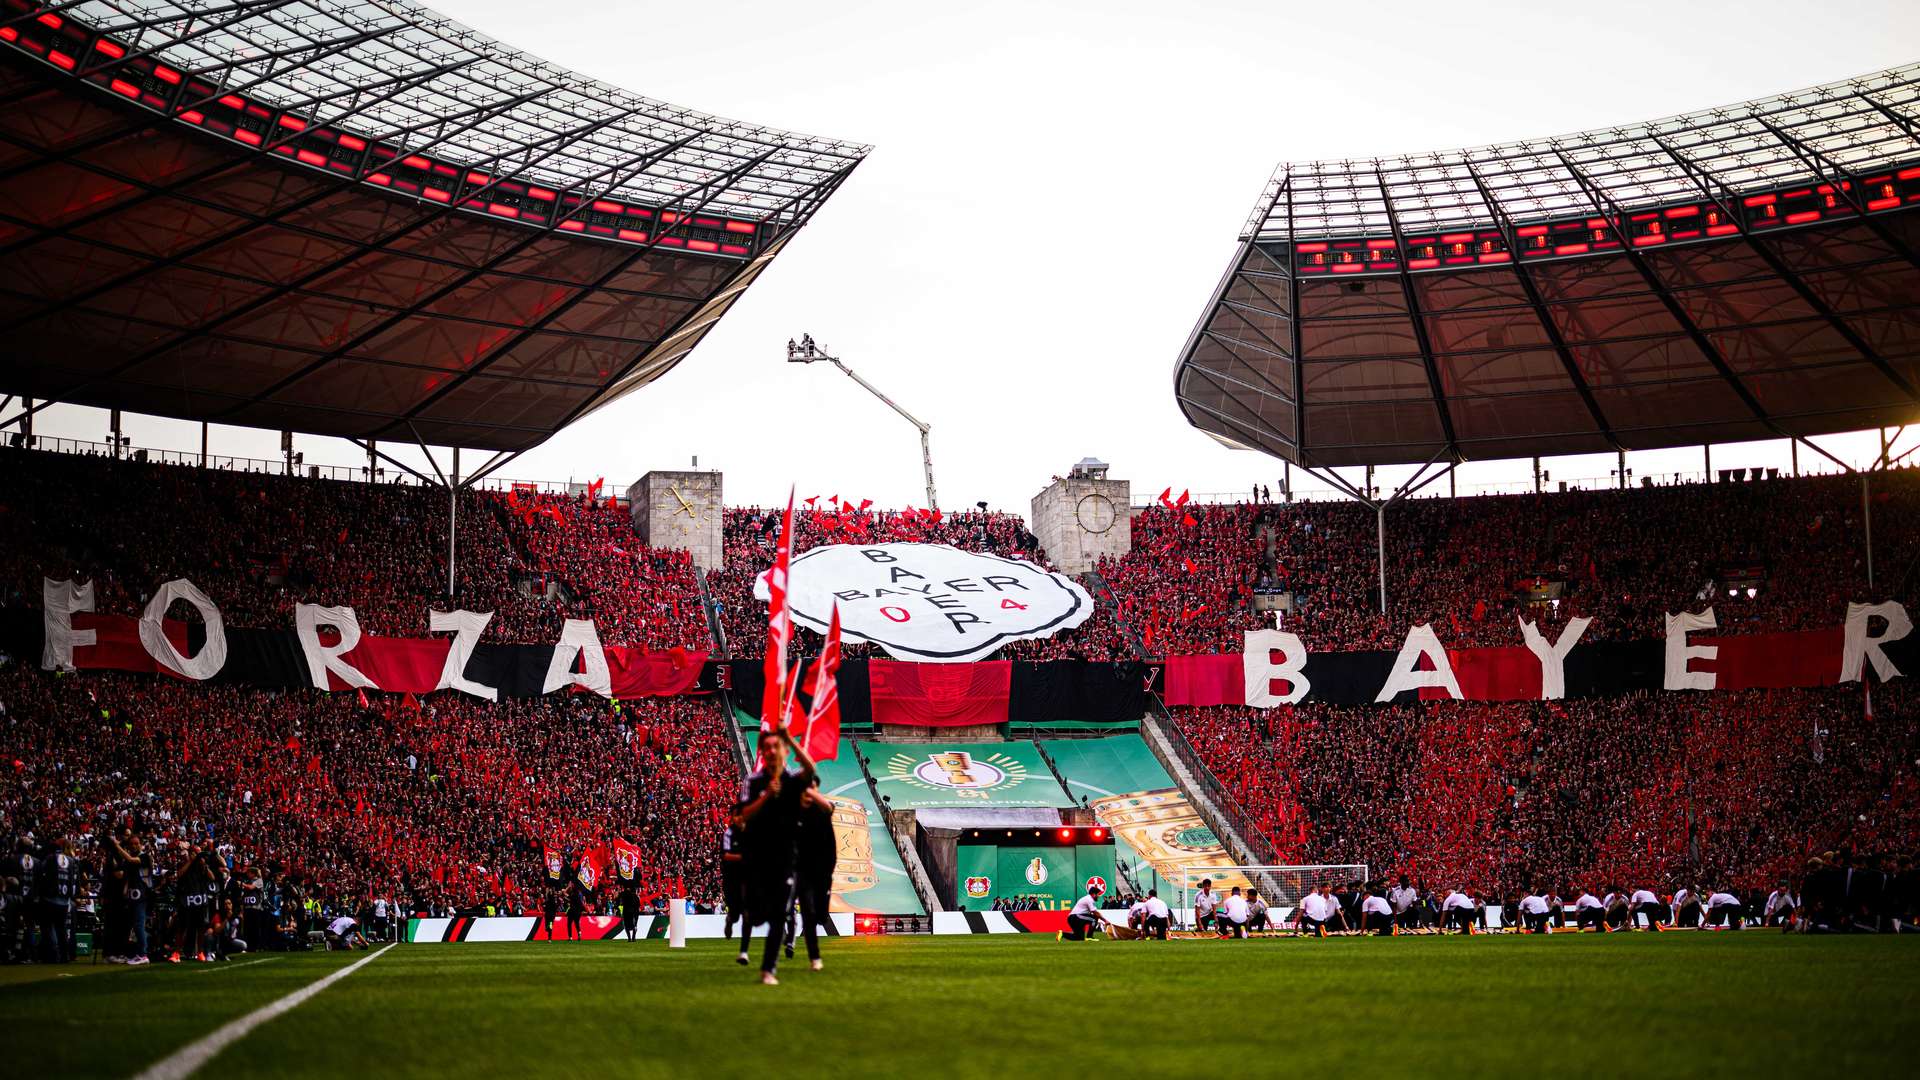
1176, 865, 1368, 928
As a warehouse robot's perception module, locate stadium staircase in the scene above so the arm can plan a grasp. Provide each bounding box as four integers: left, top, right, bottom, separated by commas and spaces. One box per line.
1091, 564, 1282, 870
1137, 706, 1279, 866
1082, 570, 1150, 658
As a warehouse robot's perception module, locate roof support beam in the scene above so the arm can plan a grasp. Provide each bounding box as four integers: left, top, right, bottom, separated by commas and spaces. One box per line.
1284, 180, 1306, 454
457, 448, 524, 491
1649, 133, 1920, 407
344, 437, 435, 486
1464, 163, 1621, 451
1751, 115, 1920, 272
0, 53, 480, 251
1554, 150, 1784, 439
211, 115, 691, 418
0, 81, 564, 408
388, 146, 782, 435
1374, 169, 1459, 461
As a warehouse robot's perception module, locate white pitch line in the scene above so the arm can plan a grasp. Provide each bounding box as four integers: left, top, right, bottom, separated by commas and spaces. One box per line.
185, 956, 280, 974
131, 944, 393, 1080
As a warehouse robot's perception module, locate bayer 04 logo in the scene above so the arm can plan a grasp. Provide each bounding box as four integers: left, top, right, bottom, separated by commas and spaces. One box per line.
887, 749, 1029, 799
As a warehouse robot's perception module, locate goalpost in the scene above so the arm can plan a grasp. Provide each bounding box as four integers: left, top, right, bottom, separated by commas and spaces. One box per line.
1176, 865, 1368, 929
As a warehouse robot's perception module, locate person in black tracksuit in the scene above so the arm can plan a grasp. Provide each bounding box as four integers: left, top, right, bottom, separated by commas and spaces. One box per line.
721, 806, 746, 941
565, 872, 588, 941
790, 776, 838, 971
737, 729, 817, 985
35, 838, 81, 963
616, 879, 640, 941
5, 836, 36, 963
539, 881, 559, 940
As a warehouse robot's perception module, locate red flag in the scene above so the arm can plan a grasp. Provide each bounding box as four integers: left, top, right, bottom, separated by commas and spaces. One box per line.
1176, 489, 1191, 507
762, 489, 797, 732
577, 843, 607, 891
794, 605, 843, 762
1158, 487, 1174, 508
355, 687, 370, 708
611, 837, 642, 882
587, 477, 604, 501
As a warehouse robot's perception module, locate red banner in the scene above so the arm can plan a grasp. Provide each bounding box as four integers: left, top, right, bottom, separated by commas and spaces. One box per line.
869, 659, 1011, 727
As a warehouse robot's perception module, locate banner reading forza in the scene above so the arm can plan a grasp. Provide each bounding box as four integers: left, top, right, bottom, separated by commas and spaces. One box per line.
754, 544, 1092, 662
25, 578, 705, 700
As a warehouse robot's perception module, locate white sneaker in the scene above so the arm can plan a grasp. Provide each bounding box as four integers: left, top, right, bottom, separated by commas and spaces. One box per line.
129, 956, 149, 966
760, 972, 779, 986
810, 959, 823, 971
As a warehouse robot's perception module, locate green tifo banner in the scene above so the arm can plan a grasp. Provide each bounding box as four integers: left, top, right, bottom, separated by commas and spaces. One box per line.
809, 739, 925, 915
957, 844, 1118, 911
858, 741, 1076, 809
1039, 735, 1253, 899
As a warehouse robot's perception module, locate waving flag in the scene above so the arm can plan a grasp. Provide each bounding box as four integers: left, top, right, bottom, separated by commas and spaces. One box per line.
790, 605, 843, 761
543, 844, 564, 884
574, 842, 610, 891
761, 489, 797, 731
612, 837, 641, 883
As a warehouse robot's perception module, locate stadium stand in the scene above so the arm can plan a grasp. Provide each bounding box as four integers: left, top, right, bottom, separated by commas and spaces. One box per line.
1106, 469, 1920, 656
4, 445, 1915, 942
0, 450, 710, 650
1173, 681, 1918, 896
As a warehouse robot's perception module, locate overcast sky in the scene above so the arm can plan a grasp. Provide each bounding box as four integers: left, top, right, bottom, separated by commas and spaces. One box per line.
32, 0, 1920, 512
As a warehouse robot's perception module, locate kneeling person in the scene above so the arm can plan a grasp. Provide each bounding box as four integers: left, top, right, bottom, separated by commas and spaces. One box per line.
1060, 882, 1111, 941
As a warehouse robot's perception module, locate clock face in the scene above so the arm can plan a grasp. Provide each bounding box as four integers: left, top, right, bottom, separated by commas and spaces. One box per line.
666, 484, 700, 520
1075, 493, 1116, 534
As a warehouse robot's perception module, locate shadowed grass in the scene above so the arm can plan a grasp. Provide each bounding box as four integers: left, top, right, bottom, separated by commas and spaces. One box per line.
7, 933, 1916, 1078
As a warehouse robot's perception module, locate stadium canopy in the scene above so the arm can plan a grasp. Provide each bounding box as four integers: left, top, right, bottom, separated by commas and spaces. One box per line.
0, 0, 868, 465
1175, 63, 1920, 472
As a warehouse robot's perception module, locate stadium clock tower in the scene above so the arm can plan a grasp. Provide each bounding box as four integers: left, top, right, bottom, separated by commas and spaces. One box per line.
1031, 458, 1131, 575
628, 470, 724, 570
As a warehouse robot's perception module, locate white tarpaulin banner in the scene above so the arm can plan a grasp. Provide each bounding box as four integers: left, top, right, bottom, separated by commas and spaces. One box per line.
754, 543, 1092, 663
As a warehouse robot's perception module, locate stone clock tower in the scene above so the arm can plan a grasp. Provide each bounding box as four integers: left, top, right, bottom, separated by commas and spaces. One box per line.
627, 470, 722, 570
1031, 458, 1131, 575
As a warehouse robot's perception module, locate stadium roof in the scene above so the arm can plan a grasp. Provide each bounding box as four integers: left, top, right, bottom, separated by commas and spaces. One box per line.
1175, 63, 1920, 469
0, 0, 869, 455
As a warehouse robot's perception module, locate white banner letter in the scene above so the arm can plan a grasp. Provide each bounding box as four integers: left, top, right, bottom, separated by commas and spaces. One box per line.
1663, 608, 1718, 691
1376, 623, 1463, 702
41, 578, 95, 671
1243, 628, 1310, 706
1519, 615, 1591, 700
543, 618, 611, 697
1840, 601, 1911, 683
294, 604, 375, 691
139, 579, 227, 681
431, 609, 498, 701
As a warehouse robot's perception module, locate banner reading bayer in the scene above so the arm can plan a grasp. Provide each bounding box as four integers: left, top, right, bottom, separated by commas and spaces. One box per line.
754, 543, 1092, 662
858, 741, 1077, 809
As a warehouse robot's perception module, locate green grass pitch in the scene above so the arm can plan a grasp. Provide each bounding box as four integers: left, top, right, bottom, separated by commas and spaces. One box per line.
5, 934, 1916, 1078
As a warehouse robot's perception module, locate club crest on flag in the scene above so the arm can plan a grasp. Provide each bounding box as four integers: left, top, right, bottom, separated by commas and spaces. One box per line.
753, 543, 1091, 662
965, 876, 992, 899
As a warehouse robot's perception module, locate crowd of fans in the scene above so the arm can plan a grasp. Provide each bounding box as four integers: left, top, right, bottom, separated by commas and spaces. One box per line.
1175, 679, 1919, 897
0, 450, 711, 651
0, 660, 738, 961
2, 446, 1917, 961
1103, 468, 1918, 656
